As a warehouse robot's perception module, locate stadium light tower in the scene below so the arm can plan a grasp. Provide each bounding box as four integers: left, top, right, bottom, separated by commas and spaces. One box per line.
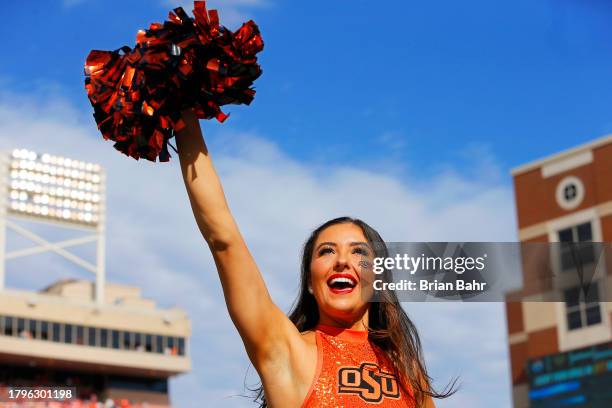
0, 148, 106, 304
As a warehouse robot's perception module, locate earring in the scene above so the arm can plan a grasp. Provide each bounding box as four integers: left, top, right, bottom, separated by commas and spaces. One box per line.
307, 286, 314, 294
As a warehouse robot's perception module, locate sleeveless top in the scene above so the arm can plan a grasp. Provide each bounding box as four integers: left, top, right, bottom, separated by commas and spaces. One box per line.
301, 324, 416, 407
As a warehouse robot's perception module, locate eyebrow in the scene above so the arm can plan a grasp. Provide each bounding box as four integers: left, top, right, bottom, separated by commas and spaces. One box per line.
314, 241, 370, 251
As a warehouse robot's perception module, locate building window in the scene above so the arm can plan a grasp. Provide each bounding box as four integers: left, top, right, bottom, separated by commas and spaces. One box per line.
17, 318, 27, 338
558, 222, 595, 270
64, 324, 73, 344
111, 330, 120, 349
41, 321, 49, 341
556, 176, 585, 210
564, 184, 577, 201
87, 327, 96, 347
166, 337, 176, 355
178, 338, 185, 356
31, 320, 40, 340
564, 283, 602, 330
145, 334, 153, 352
100, 329, 109, 348
155, 335, 163, 354
123, 331, 133, 350
76, 325, 85, 345
2, 317, 14, 336
135, 333, 144, 352
0, 315, 185, 356
52, 323, 61, 342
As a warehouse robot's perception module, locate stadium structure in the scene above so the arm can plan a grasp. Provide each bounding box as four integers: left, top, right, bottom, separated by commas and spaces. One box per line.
507, 136, 612, 407
0, 149, 191, 407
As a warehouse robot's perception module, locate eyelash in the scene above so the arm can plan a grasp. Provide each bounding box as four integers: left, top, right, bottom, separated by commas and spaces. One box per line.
318, 247, 370, 256
353, 247, 369, 256
318, 247, 334, 256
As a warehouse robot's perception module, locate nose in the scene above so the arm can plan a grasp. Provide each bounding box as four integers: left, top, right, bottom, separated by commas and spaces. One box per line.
334, 249, 349, 271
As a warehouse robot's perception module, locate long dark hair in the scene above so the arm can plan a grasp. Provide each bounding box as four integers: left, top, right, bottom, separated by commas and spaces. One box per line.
253, 217, 457, 407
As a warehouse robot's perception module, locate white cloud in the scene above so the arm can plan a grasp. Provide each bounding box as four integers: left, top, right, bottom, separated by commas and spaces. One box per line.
408, 303, 512, 408
0, 91, 515, 407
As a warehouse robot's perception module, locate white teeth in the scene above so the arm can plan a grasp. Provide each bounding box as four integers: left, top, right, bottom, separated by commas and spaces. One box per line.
329, 277, 356, 286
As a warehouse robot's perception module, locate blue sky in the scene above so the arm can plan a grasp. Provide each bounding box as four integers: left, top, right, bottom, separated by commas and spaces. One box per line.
4, 0, 612, 172
2, 0, 612, 407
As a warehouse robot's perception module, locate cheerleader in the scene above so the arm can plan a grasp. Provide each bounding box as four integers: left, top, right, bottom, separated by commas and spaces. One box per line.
175, 110, 455, 407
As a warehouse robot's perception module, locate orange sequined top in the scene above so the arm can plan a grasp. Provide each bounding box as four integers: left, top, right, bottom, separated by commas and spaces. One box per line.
301, 324, 416, 407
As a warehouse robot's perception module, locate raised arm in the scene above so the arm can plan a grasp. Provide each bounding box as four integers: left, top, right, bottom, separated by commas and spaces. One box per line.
175, 111, 298, 367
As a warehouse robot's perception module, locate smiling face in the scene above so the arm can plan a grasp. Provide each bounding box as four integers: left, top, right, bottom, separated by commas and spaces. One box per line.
309, 222, 375, 327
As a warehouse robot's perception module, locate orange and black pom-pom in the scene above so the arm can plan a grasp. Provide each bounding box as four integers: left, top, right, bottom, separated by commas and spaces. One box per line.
84, 1, 263, 162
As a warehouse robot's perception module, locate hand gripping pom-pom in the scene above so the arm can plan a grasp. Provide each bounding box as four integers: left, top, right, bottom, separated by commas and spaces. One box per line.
84, 1, 264, 162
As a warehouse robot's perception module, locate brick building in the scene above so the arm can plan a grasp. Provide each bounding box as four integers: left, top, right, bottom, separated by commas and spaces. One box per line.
507, 135, 612, 407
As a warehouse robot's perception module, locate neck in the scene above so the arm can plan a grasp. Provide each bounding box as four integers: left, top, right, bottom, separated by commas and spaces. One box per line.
317, 310, 369, 331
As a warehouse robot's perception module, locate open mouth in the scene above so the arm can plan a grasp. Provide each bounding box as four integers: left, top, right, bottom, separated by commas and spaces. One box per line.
326, 274, 358, 294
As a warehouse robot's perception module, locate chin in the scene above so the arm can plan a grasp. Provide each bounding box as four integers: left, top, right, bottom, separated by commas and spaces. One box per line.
323, 298, 368, 319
